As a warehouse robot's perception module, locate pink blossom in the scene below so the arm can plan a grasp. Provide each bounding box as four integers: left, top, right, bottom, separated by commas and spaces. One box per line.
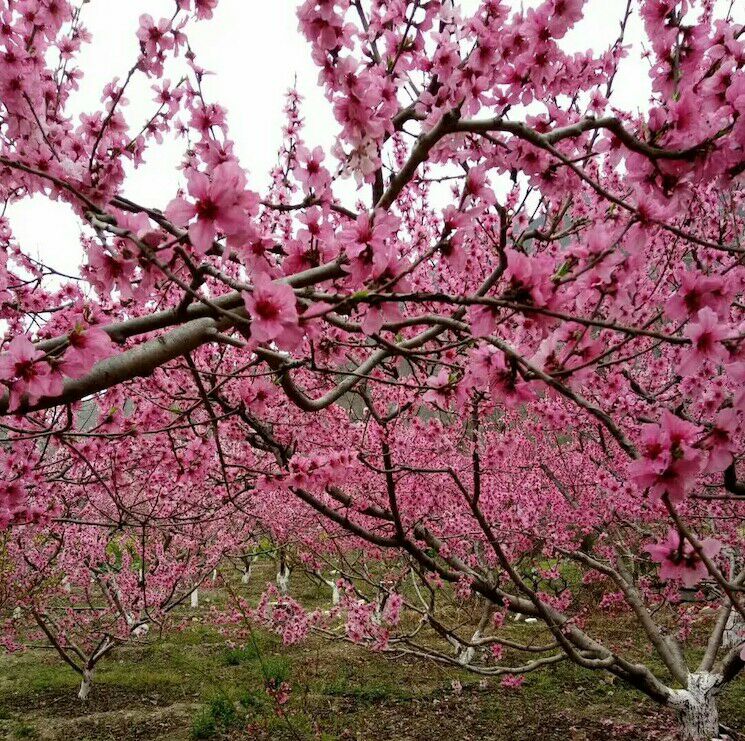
547, 0, 585, 37
500, 675, 525, 689
645, 529, 721, 588
701, 408, 739, 474
465, 165, 495, 204
62, 322, 115, 380
727, 361, 745, 411
85, 246, 137, 300
180, 0, 218, 21
467, 346, 533, 409
1, 480, 24, 509
1, 0, 745, 705
152, 79, 182, 116
423, 368, 455, 407
189, 103, 228, 138
252, 588, 311, 645
0, 336, 53, 410
680, 307, 728, 375
468, 303, 501, 338
235, 225, 275, 274
360, 302, 401, 336
629, 411, 703, 503
294, 145, 329, 192
297, 0, 350, 53
504, 250, 555, 307
381, 593, 403, 626
242, 274, 301, 349
340, 211, 399, 284
266, 680, 292, 707
136, 14, 174, 58
165, 161, 253, 253
241, 378, 274, 415
665, 271, 729, 321
439, 238, 467, 272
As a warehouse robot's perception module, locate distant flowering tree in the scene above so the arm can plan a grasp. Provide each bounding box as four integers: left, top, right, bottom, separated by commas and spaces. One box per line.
0, 428, 248, 700
0, 0, 744, 738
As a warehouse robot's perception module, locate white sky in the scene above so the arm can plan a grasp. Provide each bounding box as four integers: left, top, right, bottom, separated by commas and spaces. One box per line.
6, 0, 660, 278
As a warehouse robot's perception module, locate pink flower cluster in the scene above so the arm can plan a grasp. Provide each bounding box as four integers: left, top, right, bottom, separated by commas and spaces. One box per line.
0, 323, 113, 411
629, 411, 703, 502
252, 587, 312, 645
645, 529, 721, 589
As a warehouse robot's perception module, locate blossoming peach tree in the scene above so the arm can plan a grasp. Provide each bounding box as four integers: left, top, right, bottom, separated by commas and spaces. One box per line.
0, 0, 744, 738
0, 426, 253, 699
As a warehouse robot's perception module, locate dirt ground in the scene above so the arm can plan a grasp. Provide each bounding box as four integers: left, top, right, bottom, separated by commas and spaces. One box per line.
1, 568, 743, 740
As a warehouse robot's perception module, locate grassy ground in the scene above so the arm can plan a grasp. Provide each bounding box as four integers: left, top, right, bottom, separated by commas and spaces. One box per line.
0, 565, 743, 740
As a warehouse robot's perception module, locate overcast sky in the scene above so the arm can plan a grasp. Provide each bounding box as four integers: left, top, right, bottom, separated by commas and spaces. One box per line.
7, 0, 659, 277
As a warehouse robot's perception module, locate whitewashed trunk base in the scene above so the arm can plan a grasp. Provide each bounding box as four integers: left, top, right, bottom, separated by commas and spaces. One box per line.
276, 566, 290, 595
669, 673, 722, 741
722, 611, 744, 650
456, 626, 484, 666
78, 669, 94, 701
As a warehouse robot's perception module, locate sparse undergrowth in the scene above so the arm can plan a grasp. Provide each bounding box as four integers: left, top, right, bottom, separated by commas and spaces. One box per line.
1, 570, 743, 741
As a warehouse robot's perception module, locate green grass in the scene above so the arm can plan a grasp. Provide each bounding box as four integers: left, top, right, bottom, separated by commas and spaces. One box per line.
189, 694, 244, 738
260, 655, 291, 685
189, 708, 217, 740
222, 647, 255, 666
0, 563, 743, 740
11, 723, 39, 739
2, 660, 81, 695
322, 667, 406, 704
236, 687, 269, 712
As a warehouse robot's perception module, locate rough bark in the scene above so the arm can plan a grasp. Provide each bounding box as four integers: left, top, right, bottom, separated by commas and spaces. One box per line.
77, 668, 94, 701
668, 673, 722, 741
240, 555, 253, 584
722, 610, 744, 651
276, 564, 290, 595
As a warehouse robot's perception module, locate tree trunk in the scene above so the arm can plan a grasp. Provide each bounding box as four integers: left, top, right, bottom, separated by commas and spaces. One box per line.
456, 629, 480, 666
78, 668, 94, 701
241, 557, 253, 584
722, 610, 744, 651
722, 549, 744, 652
669, 673, 722, 741
276, 564, 290, 595
131, 621, 149, 638
190, 588, 199, 609
455, 601, 494, 665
